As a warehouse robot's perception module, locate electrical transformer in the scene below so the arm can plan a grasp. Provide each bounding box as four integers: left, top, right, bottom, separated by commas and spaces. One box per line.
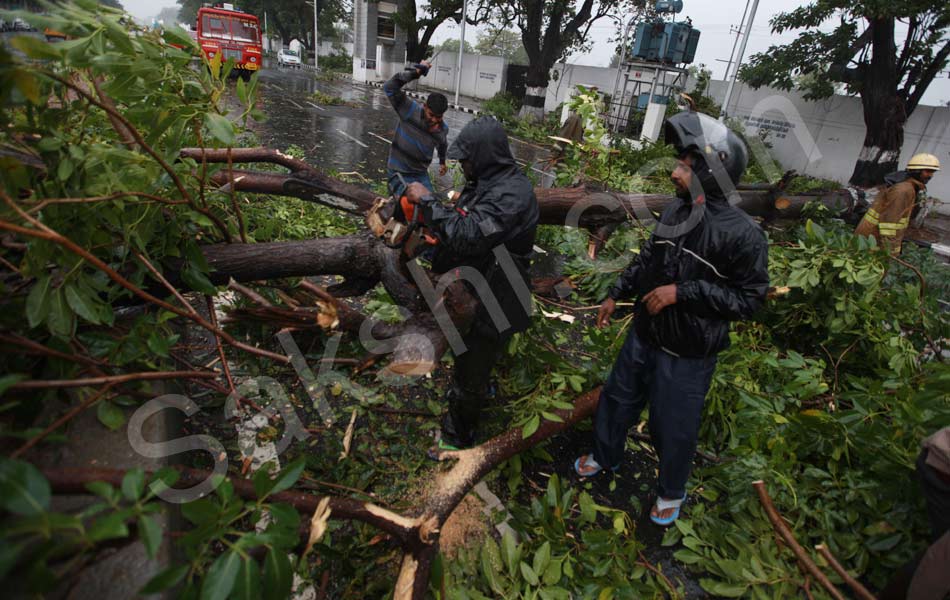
631, 20, 700, 64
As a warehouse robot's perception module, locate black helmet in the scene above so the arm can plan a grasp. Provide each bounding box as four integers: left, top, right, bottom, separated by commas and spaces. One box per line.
664, 111, 748, 194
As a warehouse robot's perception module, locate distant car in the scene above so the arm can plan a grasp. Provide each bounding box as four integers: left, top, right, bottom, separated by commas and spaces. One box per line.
13, 17, 33, 32
277, 48, 301, 68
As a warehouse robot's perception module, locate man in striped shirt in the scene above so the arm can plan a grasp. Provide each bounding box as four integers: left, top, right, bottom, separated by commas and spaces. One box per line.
383, 61, 449, 199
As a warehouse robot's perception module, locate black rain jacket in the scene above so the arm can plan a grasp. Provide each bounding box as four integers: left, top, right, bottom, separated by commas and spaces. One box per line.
418, 117, 539, 336
608, 194, 769, 358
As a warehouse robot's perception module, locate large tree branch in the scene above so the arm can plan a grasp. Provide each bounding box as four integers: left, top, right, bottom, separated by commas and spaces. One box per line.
43, 466, 419, 546
42, 386, 603, 600
0, 193, 289, 365
181, 148, 854, 233
904, 40, 950, 114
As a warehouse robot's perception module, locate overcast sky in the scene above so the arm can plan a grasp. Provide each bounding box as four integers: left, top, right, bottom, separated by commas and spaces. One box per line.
122, 0, 950, 105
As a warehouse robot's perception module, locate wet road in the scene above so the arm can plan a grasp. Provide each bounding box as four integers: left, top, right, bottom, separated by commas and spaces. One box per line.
250, 62, 553, 192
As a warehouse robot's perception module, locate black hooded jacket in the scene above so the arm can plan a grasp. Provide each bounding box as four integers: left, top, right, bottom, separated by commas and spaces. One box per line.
608, 193, 769, 358
417, 117, 539, 336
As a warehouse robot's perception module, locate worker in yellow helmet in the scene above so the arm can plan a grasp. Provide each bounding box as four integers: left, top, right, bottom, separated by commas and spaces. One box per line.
854, 153, 940, 255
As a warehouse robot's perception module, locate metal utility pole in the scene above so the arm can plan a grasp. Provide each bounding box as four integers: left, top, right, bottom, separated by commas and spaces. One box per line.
313, 0, 320, 69
720, 0, 758, 120
454, 0, 468, 106
722, 0, 750, 85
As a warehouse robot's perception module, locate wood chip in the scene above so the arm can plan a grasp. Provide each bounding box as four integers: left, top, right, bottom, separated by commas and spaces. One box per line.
339, 408, 357, 461
303, 497, 331, 558
540, 308, 576, 324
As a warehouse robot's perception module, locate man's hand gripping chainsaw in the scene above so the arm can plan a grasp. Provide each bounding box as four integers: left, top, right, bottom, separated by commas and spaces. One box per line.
365, 173, 438, 258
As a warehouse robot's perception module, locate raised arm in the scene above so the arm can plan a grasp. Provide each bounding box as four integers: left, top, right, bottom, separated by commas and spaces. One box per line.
383, 68, 420, 117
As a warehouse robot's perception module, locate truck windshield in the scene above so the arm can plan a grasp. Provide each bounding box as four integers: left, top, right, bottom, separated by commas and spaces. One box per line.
200, 15, 230, 40
231, 18, 258, 43
200, 14, 258, 43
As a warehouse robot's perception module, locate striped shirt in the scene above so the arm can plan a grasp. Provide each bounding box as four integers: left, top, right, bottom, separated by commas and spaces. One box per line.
383, 69, 447, 175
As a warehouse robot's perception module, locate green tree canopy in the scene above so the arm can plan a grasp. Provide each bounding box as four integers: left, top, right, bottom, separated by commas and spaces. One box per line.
438, 37, 475, 54
475, 27, 528, 64
395, 0, 496, 63
739, 0, 950, 186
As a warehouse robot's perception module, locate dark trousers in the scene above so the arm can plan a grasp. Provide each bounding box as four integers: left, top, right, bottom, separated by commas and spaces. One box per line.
592, 330, 717, 499
441, 323, 510, 447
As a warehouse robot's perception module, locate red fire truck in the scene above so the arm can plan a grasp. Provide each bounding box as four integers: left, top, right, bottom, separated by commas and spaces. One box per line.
195, 3, 262, 80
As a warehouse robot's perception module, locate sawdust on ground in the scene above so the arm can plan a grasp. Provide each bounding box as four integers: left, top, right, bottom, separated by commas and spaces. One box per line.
439, 492, 489, 559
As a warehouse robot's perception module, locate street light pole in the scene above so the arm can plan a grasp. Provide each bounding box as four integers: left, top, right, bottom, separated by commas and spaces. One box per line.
454, 0, 468, 107
313, 0, 320, 69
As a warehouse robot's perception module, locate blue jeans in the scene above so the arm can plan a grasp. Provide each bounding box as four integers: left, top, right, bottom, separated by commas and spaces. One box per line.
387, 169, 433, 198
592, 330, 717, 499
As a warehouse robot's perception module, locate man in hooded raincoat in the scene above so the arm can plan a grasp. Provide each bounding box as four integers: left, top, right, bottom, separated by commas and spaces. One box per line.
573, 112, 770, 526
403, 117, 539, 455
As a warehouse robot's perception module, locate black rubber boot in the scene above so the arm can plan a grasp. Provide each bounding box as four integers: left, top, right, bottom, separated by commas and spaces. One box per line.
439, 382, 479, 448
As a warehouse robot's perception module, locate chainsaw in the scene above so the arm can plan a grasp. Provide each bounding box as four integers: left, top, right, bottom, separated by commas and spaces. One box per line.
366, 173, 439, 258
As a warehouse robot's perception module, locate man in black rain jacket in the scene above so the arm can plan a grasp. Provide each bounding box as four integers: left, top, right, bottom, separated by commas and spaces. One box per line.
404, 117, 539, 454
573, 111, 769, 527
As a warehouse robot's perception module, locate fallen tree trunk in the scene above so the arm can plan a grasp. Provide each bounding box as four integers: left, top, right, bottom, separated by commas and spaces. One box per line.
181, 147, 856, 234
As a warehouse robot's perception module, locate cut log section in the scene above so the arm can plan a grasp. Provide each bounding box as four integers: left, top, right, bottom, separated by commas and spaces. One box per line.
181, 147, 856, 232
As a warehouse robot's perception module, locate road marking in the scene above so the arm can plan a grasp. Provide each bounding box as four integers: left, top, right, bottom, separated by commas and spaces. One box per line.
336, 129, 369, 148
305, 101, 326, 111
287, 98, 304, 109
367, 132, 390, 145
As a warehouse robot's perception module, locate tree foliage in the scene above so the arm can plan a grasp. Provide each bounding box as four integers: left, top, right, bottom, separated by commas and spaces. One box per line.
438, 37, 474, 55
739, 0, 950, 185
475, 27, 529, 64
1, 3, 949, 599
394, 0, 496, 63
481, 0, 649, 117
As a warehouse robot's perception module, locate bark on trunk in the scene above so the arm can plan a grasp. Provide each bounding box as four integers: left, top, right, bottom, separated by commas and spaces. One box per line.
848, 121, 904, 188
848, 17, 904, 188
519, 85, 548, 121
201, 235, 379, 285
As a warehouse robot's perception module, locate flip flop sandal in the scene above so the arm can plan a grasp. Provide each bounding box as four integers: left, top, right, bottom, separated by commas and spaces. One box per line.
427, 439, 461, 461
573, 454, 619, 478
650, 494, 687, 526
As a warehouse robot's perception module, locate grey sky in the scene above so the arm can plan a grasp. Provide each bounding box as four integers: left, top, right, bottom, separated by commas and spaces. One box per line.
121, 0, 950, 105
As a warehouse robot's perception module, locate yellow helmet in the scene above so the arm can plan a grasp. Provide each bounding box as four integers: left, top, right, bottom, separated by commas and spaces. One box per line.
906, 153, 941, 172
